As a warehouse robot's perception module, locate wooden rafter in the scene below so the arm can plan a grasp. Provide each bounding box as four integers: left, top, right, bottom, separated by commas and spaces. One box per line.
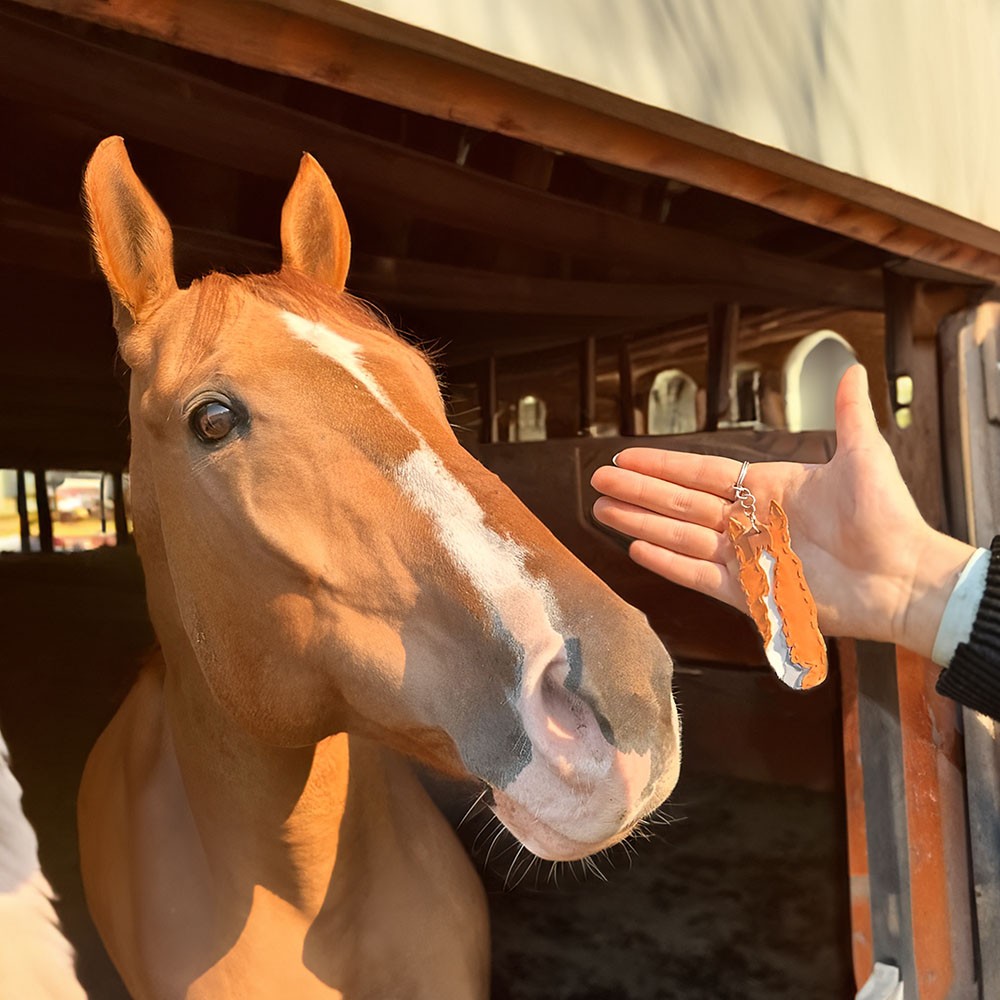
13, 0, 1000, 284
1, 198, 842, 323
0, 8, 884, 310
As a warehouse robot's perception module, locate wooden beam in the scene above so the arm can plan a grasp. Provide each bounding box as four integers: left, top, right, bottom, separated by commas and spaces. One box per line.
0, 9, 884, 309
705, 302, 740, 431
883, 270, 916, 414
618, 335, 636, 435
1, 198, 838, 320
0, 196, 279, 281
354, 253, 813, 317
19, 0, 1000, 284
479, 357, 497, 444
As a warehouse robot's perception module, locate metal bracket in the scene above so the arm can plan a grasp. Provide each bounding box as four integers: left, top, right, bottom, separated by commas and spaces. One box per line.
856, 962, 903, 1000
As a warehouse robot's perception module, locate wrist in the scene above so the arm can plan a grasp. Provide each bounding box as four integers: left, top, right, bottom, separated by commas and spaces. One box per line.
895, 528, 978, 658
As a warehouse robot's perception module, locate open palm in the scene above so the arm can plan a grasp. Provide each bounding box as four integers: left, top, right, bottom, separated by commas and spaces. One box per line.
591, 366, 972, 655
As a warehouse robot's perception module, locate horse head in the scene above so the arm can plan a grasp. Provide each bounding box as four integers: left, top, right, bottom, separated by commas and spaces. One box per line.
83, 137, 680, 862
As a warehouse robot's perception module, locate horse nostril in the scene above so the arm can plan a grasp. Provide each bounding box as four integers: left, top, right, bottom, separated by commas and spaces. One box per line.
540, 667, 593, 742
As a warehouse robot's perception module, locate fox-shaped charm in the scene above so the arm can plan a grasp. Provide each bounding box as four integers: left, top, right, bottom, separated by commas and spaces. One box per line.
728, 500, 827, 690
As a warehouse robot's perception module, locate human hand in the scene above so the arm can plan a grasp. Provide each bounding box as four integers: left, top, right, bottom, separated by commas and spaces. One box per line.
591, 365, 975, 656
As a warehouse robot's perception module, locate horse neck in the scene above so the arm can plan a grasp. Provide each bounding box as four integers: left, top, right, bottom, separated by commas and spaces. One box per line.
135, 505, 363, 917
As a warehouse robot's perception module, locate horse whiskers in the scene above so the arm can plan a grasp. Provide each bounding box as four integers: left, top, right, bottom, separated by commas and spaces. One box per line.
456, 787, 490, 830
503, 845, 526, 891
471, 813, 503, 854
582, 854, 609, 882
644, 805, 687, 827
482, 823, 508, 871
546, 860, 560, 887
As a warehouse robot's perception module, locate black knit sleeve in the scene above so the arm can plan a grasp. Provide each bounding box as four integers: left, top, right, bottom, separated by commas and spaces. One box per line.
935, 535, 1000, 720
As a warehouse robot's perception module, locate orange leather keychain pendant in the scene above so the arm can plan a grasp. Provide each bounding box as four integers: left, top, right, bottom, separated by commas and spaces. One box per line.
728, 476, 827, 690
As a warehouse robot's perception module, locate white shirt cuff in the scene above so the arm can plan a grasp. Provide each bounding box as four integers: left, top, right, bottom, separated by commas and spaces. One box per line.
931, 547, 991, 667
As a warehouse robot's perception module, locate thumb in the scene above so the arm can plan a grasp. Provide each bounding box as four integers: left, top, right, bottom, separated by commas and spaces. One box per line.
834, 364, 880, 452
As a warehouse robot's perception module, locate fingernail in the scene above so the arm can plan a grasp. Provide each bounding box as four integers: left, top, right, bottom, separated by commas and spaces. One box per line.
611, 452, 621, 466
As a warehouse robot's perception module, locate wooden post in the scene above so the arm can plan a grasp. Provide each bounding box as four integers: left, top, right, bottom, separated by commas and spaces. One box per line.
113, 470, 131, 545
31, 468, 53, 553
838, 639, 874, 991
847, 638, 977, 999
579, 336, 597, 435
15, 468, 30, 553
480, 356, 498, 444
705, 302, 740, 431
618, 335, 636, 436
883, 270, 917, 422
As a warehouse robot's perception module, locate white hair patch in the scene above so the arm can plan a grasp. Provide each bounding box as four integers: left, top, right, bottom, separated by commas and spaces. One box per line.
280, 310, 562, 668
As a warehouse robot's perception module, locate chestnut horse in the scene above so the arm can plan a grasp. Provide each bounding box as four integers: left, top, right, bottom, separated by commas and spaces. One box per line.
79, 137, 681, 999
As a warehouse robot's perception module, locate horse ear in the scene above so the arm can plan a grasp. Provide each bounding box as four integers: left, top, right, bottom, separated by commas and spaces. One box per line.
83, 136, 177, 332
280, 153, 351, 291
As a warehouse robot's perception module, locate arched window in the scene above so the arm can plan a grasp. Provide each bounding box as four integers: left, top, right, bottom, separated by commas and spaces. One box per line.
509, 394, 547, 441
783, 330, 857, 432
648, 369, 698, 435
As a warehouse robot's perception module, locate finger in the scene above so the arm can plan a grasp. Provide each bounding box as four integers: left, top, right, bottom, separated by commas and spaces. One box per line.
834, 364, 880, 452
627, 540, 745, 610
607, 448, 746, 501
590, 466, 730, 530
593, 497, 729, 562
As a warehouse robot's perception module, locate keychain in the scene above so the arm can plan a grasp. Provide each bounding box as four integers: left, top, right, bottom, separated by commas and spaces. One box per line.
728, 462, 827, 690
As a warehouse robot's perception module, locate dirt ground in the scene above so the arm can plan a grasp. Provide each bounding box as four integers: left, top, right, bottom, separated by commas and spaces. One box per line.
0, 548, 853, 999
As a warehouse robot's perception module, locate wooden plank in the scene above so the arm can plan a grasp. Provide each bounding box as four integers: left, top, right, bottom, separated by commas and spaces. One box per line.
0, 8, 885, 309
353, 253, 809, 317
19, 0, 1000, 283
883, 270, 916, 413
0, 196, 279, 280
895, 646, 975, 1000
618, 335, 636, 435
1, 198, 824, 320
939, 302, 1000, 1000
963, 713, 1000, 1000
479, 357, 497, 444
855, 640, 916, 990
838, 639, 874, 992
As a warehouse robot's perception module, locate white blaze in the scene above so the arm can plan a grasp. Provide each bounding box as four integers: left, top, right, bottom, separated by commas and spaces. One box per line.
281, 310, 402, 418
280, 311, 562, 672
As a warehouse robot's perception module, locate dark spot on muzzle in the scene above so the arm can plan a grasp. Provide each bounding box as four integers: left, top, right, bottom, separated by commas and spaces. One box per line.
565, 636, 617, 747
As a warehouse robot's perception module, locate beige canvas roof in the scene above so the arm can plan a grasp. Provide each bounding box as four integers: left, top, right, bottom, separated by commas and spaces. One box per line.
339, 0, 1000, 232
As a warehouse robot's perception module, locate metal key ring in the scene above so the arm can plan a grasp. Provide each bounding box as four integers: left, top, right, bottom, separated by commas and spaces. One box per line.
731, 461, 759, 531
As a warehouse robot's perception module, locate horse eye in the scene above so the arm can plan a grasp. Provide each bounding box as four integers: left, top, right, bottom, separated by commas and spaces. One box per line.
190, 401, 240, 444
